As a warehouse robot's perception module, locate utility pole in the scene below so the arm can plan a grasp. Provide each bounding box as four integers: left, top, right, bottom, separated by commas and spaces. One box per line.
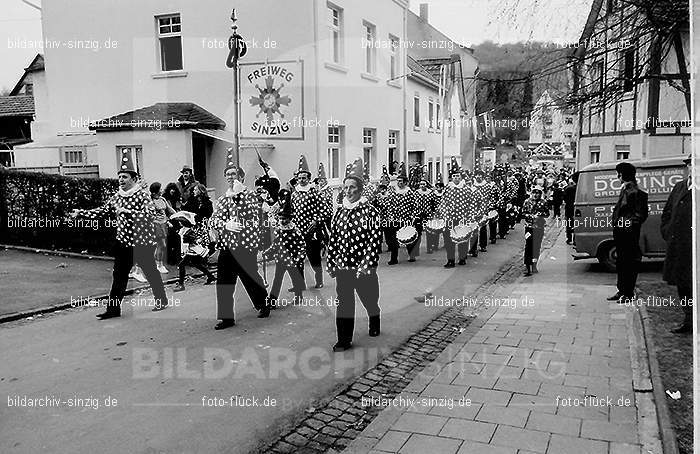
226, 8, 247, 167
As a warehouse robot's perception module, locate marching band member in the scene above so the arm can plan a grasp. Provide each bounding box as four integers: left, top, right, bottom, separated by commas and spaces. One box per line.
469, 170, 490, 256
485, 173, 500, 244
69, 154, 169, 319
414, 179, 435, 256
327, 158, 382, 352
210, 155, 270, 330
506, 169, 520, 229
375, 167, 394, 253
522, 185, 550, 276
387, 164, 416, 264
291, 155, 325, 289
437, 158, 470, 268
426, 177, 445, 253
315, 162, 334, 236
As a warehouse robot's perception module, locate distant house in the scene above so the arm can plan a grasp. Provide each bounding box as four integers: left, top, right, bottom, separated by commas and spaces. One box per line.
528, 90, 576, 157
571, 0, 690, 168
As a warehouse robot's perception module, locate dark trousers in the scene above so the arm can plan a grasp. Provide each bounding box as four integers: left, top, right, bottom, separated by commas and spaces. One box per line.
497, 207, 509, 238
108, 244, 168, 314
553, 200, 562, 217
269, 262, 305, 304
178, 255, 213, 285
565, 215, 574, 242
216, 248, 268, 320
304, 230, 323, 285
166, 227, 181, 265
426, 230, 440, 252
613, 226, 642, 297
678, 285, 693, 325
470, 224, 487, 252
444, 227, 468, 262
335, 269, 380, 345
488, 217, 498, 243
385, 226, 399, 261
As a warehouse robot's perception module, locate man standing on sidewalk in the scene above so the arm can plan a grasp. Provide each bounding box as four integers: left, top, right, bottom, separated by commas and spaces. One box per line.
210, 156, 270, 330
607, 162, 648, 303
70, 153, 169, 319
661, 155, 693, 333
563, 172, 578, 244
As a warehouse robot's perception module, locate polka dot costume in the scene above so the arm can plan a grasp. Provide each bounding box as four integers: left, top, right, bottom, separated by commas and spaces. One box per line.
210, 190, 261, 252
263, 223, 306, 267
387, 188, 416, 226
327, 199, 382, 276
436, 183, 475, 226
522, 197, 550, 225
414, 189, 436, 220
291, 187, 323, 233
485, 181, 500, 209
75, 187, 156, 247
374, 186, 394, 223
318, 185, 334, 221
471, 183, 489, 220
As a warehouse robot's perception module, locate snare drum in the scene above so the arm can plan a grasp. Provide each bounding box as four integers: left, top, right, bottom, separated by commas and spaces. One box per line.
450, 225, 472, 244
396, 225, 418, 245
425, 218, 446, 233
488, 210, 499, 220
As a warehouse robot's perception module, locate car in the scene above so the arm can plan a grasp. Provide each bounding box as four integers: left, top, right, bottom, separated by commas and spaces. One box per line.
571, 156, 686, 272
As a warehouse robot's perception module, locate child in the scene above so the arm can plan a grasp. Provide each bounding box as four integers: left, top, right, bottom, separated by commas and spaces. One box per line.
150, 182, 176, 273
263, 200, 305, 308
171, 211, 216, 292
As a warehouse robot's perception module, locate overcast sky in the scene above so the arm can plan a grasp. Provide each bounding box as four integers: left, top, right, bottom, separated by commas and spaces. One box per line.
0, 0, 590, 92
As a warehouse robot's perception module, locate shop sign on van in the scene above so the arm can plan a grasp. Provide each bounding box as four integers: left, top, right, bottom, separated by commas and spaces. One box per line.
592, 167, 684, 198
239, 60, 304, 140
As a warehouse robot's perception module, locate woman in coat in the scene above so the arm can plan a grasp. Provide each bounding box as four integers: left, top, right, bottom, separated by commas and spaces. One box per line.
522, 185, 549, 276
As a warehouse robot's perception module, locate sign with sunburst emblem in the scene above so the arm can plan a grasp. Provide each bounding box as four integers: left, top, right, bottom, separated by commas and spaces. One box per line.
239, 60, 304, 140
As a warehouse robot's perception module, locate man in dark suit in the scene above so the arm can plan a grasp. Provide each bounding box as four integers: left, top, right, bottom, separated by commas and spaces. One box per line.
607, 162, 648, 303
661, 156, 693, 333
563, 172, 579, 244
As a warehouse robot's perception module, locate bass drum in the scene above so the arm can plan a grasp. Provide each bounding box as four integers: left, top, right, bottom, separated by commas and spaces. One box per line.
450, 224, 473, 244
396, 225, 418, 246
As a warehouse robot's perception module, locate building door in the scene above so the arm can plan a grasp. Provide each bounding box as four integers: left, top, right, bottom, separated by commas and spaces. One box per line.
192, 134, 208, 185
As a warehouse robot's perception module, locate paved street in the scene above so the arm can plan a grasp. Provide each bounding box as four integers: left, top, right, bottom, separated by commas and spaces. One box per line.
2, 225, 528, 454
343, 226, 663, 454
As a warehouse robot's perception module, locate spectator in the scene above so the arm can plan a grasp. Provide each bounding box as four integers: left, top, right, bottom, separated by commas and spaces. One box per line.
163, 182, 182, 264
163, 182, 182, 210
150, 182, 176, 273
522, 185, 549, 276
172, 212, 216, 292
176, 165, 199, 207
607, 162, 648, 303
661, 156, 693, 333
563, 172, 579, 244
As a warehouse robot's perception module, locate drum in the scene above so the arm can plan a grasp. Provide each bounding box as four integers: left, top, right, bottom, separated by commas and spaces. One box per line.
450, 224, 472, 244
488, 210, 499, 220
396, 225, 418, 246
425, 218, 446, 233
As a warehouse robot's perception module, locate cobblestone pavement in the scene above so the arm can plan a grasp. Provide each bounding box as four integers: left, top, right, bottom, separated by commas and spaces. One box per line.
340, 226, 662, 454
261, 224, 563, 454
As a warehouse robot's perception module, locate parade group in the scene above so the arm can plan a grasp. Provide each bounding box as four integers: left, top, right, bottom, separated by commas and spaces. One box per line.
70, 148, 576, 352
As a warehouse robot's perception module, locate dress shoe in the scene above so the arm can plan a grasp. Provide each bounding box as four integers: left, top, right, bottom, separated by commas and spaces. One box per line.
606, 292, 622, 301
480, 247, 487, 252
314, 282, 324, 289
458, 259, 466, 266
443, 260, 455, 268
258, 306, 271, 318
671, 323, 692, 334
408, 258, 416, 263
214, 319, 235, 330
332, 342, 353, 352
388, 260, 398, 265
151, 303, 168, 312
96, 311, 120, 320
173, 284, 185, 292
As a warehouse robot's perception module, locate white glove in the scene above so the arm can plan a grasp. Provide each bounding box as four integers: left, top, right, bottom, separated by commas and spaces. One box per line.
225, 219, 243, 232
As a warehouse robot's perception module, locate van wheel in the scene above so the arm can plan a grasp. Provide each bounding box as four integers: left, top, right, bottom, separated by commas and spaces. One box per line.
597, 243, 617, 273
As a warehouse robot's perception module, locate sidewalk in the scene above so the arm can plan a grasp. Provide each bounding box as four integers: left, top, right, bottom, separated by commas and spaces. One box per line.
343, 229, 660, 454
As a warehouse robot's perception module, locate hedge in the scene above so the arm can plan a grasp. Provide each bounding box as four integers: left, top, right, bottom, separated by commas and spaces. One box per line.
0, 168, 119, 255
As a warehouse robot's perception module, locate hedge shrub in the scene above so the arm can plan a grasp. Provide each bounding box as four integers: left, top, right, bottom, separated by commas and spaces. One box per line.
0, 168, 119, 255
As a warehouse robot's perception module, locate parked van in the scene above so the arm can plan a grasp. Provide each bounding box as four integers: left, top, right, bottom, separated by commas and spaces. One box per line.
572, 156, 686, 271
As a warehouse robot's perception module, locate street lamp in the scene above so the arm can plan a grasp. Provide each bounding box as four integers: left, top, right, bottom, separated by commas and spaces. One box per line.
226, 8, 247, 167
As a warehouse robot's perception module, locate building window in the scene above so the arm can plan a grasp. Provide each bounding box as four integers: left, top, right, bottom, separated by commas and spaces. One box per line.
362, 128, 375, 178
157, 14, 183, 72
622, 49, 635, 92
328, 4, 343, 64
388, 130, 398, 173
436, 104, 441, 131
24, 83, 33, 96
435, 159, 441, 181
427, 161, 433, 183
327, 126, 342, 179
543, 129, 553, 140
428, 99, 434, 130
62, 146, 87, 164
590, 146, 600, 163
389, 35, 399, 79
616, 145, 630, 160
593, 61, 604, 94
363, 22, 376, 74
116, 146, 143, 174
0, 150, 14, 167
413, 95, 420, 129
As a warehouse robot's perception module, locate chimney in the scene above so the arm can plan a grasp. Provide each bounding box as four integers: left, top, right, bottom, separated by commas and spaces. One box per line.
419, 3, 429, 22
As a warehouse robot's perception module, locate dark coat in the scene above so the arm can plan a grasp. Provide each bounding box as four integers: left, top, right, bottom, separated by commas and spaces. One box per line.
661, 179, 692, 287
563, 183, 577, 217
612, 181, 648, 228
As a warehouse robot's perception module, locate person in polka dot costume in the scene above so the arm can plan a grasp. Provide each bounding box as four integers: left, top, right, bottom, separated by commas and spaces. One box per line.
385, 165, 416, 265
411, 178, 434, 260
426, 177, 445, 253
210, 158, 270, 330
485, 172, 501, 245
468, 170, 490, 257
70, 154, 169, 319
291, 155, 325, 289
327, 158, 382, 352
374, 168, 394, 253
263, 198, 306, 308
436, 158, 471, 268
314, 162, 334, 245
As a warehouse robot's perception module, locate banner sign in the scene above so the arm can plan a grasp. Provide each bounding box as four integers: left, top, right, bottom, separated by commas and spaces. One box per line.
239, 60, 304, 140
